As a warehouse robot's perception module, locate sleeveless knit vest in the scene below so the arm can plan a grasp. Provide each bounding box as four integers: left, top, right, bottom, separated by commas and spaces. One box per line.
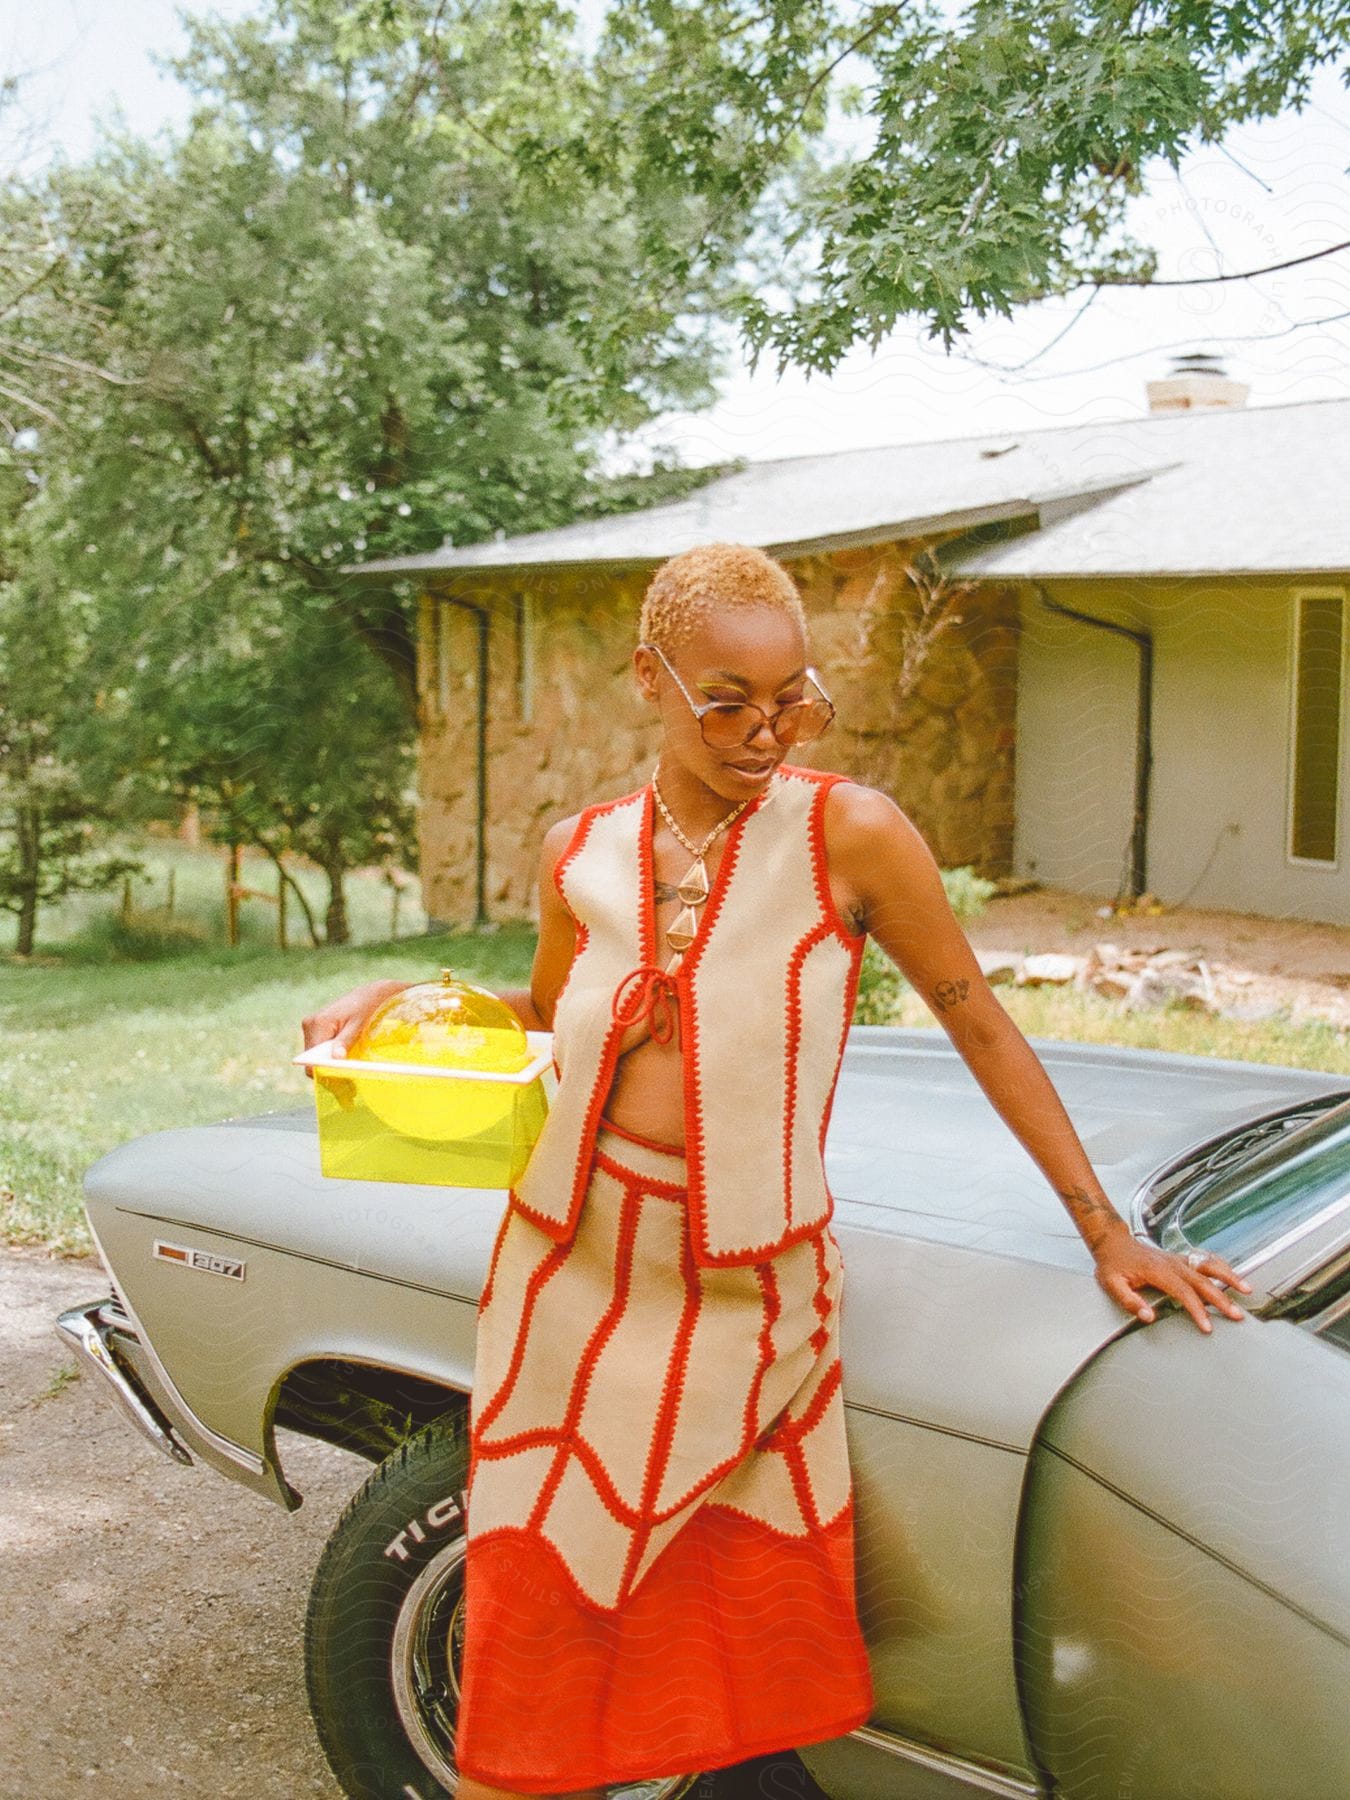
509, 762, 868, 1268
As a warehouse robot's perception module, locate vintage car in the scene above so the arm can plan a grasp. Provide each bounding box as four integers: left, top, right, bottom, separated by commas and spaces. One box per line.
58, 1025, 1350, 1800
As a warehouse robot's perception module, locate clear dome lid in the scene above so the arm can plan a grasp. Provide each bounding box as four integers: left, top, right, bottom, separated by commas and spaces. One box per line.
349, 969, 531, 1073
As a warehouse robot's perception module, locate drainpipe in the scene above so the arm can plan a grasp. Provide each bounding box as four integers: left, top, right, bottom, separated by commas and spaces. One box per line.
1031, 582, 1153, 903
437, 593, 491, 929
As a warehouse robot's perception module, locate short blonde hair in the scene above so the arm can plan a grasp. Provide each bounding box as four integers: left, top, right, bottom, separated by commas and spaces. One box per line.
639, 542, 808, 654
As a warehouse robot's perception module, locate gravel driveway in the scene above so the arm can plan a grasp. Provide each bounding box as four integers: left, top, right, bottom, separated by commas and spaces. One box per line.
1, 1247, 825, 1800
0, 1244, 360, 1800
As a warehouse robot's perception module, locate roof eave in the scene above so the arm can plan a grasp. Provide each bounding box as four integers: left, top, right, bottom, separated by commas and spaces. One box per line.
941, 561, 1350, 581
340, 497, 1063, 582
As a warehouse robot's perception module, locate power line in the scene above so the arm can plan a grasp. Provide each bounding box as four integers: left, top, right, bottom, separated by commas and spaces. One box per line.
938, 306, 1350, 383
994, 285, 1102, 372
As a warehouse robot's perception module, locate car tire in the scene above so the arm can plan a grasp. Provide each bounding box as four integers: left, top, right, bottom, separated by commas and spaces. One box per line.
303, 1406, 705, 1800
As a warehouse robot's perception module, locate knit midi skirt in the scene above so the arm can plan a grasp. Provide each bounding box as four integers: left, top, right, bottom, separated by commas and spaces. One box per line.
454, 1118, 875, 1794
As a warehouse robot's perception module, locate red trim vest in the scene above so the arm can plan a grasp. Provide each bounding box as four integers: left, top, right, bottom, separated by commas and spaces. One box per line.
508, 762, 868, 1268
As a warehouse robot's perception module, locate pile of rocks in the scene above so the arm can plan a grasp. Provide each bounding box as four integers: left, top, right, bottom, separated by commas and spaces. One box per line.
974, 943, 1294, 1024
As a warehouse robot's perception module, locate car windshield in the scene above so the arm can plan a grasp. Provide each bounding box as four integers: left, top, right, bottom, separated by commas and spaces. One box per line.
1162, 1096, 1350, 1264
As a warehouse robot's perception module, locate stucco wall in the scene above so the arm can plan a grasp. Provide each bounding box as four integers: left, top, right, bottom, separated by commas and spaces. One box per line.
1010, 584, 1144, 897
415, 542, 1020, 926
1011, 574, 1350, 925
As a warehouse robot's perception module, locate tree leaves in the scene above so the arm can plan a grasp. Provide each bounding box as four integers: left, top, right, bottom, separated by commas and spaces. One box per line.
560, 0, 1350, 370
2, 0, 755, 944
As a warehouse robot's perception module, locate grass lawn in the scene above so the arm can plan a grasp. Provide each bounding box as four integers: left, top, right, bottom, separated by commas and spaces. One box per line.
1, 927, 535, 1256
34, 834, 429, 955
887, 978, 1350, 1069
5, 906, 1349, 1258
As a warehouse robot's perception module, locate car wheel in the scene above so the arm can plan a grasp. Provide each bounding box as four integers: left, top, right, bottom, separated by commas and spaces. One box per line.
304, 1406, 704, 1800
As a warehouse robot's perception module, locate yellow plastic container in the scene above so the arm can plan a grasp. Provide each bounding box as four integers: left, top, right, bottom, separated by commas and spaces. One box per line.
292, 971, 554, 1188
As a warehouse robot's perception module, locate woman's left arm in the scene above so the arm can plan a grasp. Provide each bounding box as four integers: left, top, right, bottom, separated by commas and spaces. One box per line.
827, 783, 1251, 1334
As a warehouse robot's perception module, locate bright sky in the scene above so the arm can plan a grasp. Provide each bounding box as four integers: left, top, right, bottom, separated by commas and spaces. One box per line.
7, 0, 1350, 471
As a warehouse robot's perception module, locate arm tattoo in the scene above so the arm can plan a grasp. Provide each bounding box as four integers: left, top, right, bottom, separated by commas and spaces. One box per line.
932, 976, 970, 1011
1057, 1185, 1129, 1249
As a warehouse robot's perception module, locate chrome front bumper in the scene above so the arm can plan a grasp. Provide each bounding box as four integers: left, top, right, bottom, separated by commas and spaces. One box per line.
55, 1296, 194, 1466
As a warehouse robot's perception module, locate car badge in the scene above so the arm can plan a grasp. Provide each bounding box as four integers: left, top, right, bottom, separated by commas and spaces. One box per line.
153, 1238, 246, 1280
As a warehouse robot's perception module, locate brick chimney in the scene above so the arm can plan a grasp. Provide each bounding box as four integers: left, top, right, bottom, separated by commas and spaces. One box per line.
1146, 351, 1249, 413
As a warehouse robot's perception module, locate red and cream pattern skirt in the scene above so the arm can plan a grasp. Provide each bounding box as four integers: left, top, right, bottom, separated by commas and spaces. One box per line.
454, 1118, 874, 1794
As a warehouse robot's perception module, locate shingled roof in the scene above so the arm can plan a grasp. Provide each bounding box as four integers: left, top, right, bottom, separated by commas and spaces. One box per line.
943, 394, 1350, 580
345, 394, 1350, 582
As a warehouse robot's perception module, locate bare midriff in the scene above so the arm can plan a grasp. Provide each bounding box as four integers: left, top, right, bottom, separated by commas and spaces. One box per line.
596, 815, 724, 1152
600, 1011, 687, 1148
596, 836, 862, 1153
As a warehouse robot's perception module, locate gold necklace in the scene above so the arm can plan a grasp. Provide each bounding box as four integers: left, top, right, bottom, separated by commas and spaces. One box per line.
650, 769, 755, 957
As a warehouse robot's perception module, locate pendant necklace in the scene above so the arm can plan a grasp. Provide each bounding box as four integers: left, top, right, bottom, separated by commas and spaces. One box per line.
650, 768, 755, 960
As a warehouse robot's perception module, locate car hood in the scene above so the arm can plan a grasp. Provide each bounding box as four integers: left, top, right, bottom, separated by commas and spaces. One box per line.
81, 1028, 1348, 1453
83, 1026, 1349, 1290
827, 1027, 1350, 1270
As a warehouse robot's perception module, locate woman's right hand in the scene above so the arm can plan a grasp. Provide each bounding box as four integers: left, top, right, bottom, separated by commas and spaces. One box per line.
299, 979, 413, 1079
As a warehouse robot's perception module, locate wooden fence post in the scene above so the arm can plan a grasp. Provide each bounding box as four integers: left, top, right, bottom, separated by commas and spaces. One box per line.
226, 844, 241, 948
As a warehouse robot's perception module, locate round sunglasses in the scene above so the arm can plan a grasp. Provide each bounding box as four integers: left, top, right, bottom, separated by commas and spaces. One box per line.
638, 641, 836, 750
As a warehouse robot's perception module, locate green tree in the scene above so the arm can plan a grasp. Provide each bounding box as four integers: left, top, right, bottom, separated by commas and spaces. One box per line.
9, 0, 767, 951
0, 445, 141, 956
0, 159, 151, 956
468, 0, 1350, 373
92, 585, 420, 947
0, 107, 130, 436
41, 0, 752, 716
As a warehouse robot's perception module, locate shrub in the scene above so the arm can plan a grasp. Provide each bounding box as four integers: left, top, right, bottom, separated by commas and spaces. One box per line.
62, 907, 214, 963
851, 864, 997, 1026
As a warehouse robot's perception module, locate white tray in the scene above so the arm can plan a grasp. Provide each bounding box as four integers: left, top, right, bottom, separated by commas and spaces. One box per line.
293, 1029, 554, 1084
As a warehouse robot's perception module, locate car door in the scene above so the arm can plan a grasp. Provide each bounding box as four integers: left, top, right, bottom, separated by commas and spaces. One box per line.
1016, 1305, 1350, 1800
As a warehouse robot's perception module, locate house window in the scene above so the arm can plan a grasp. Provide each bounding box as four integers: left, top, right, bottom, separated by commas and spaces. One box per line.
1288, 588, 1345, 865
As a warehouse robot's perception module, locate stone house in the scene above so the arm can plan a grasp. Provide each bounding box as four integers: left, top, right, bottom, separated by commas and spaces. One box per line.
349, 363, 1350, 929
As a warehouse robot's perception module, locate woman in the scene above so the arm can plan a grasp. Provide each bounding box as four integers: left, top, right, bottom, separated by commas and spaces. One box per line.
302, 542, 1250, 1800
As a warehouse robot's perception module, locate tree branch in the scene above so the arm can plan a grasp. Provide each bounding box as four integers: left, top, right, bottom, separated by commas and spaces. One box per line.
1092, 238, 1350, 288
